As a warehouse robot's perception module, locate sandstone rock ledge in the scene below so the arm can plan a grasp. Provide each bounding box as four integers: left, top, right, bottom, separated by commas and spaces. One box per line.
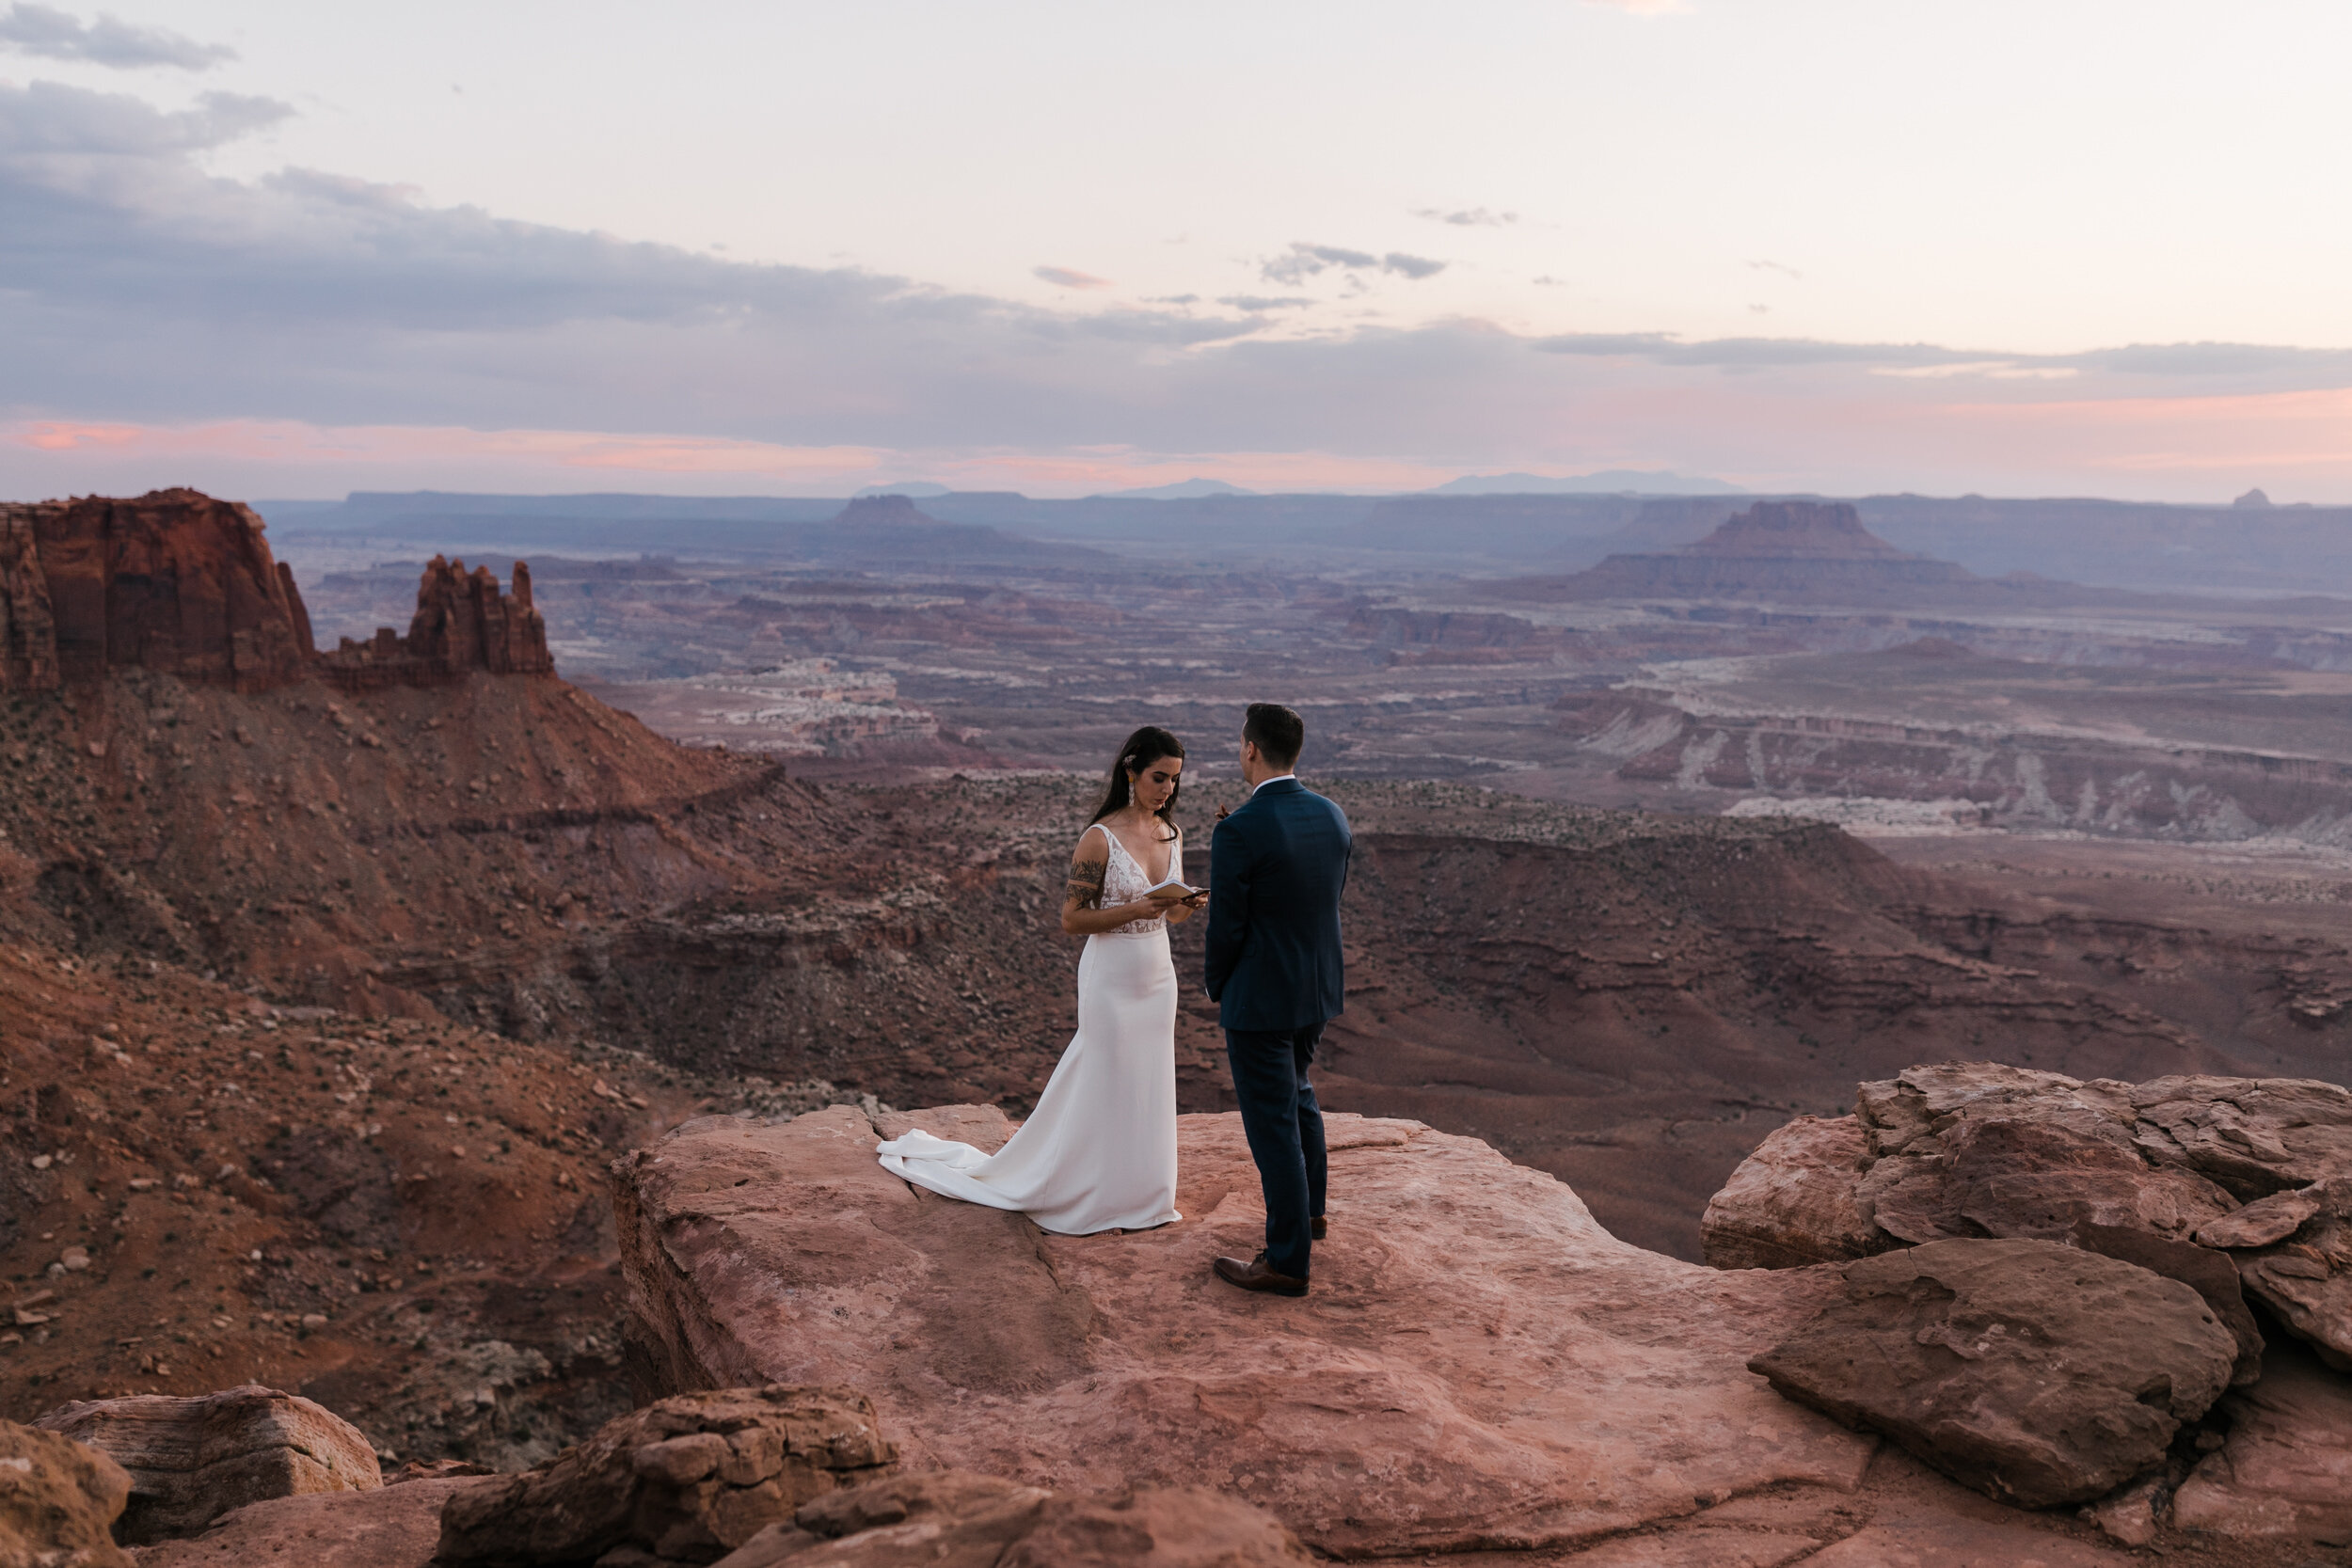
615, 1106, 1879, 1558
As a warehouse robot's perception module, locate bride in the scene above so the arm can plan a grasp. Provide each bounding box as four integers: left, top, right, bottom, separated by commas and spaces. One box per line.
875, 725, 1202, 1232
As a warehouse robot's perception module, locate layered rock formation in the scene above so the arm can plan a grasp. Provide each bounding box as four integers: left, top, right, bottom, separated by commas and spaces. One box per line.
32, 1384, 381, 1544
1509, 500, 1981, 603
0, 491, 555, 695
0, 490, 315, 692
434, 1385, 895, 1565
323, 556, 553, 689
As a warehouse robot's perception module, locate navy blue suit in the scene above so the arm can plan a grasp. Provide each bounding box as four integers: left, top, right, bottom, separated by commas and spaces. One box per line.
1205, 777, 1352, 1279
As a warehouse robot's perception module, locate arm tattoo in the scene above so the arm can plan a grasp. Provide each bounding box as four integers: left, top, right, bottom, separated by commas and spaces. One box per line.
1065, 856, 1107, 910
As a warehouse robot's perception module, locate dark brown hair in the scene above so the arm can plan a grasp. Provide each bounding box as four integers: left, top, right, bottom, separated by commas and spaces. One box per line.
1243, 702, 1304, 769
1089, 725, 1185, 836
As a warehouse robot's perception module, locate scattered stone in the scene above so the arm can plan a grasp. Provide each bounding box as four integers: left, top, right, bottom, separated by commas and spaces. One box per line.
2226, 1175, 2352, 1373
714, 1468, 1317, 1567
616, 1106, 1876, 1559
1700, 1115, 1890, 1269
431, 1386, 895, 1566
0, 1417, 134, 1568
2079, 1470, 2166, 1547
1750, 1238, 2236, 1508
2196, 1184, 2323, 1249
31, 1385, 381, 1544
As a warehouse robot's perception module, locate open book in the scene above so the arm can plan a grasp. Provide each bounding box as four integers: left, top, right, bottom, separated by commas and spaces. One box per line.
1145, 877, 1204, 900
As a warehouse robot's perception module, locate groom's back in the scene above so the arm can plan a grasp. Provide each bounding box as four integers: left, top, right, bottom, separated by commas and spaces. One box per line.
1205, 782, 1352, 1031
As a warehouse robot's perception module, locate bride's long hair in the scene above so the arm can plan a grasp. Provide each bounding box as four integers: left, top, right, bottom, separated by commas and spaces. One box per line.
1089, 725, 1185, 838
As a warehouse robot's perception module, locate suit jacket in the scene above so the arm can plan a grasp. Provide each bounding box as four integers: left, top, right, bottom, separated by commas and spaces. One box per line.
1204, 777, 1352, 1031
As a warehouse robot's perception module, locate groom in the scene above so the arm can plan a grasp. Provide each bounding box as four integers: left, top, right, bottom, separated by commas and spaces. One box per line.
1204, 702, 1352, 1298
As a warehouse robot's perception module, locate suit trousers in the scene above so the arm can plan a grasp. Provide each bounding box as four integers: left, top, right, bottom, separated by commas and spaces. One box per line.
1224, 1022, 1328, 1281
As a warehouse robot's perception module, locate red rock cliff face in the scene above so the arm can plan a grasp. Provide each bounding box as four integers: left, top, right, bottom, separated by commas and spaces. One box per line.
0, 489, 316, 692
0, 510, 59, 689
323, 556, 554, 689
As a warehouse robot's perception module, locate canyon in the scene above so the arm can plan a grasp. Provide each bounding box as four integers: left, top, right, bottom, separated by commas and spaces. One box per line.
6, 487, 2352, 1560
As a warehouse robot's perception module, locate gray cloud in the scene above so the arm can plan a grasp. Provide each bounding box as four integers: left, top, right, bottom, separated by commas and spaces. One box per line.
1529, 329, 2352, 380
1414, 206, 1517, 227
0, 79, 1268, 443
1262, 242, 1448, 286
1216, 294, 1312, 312
0, 4, 235, 69
0, 78, 287, 154
2073, 341, 2352, 376
1532, 332, 1977, 368
7, 76, 2350, 483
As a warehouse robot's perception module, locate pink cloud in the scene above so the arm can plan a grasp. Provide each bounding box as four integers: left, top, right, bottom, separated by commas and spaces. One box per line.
1033, 265, 1113, 291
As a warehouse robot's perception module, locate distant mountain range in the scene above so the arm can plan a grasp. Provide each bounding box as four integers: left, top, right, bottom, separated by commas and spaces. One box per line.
254, 485, 2352, 594
1089, 478, 1261, 500
1423, 470, 1748, 497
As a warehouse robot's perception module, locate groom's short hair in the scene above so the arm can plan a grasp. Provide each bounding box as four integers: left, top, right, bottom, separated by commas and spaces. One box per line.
1244, 703, 1304, 769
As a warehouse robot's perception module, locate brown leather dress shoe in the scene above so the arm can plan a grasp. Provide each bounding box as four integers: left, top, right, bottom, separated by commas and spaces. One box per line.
1214, 1251, 1308, 1297
1311, 1215, 1327, 1241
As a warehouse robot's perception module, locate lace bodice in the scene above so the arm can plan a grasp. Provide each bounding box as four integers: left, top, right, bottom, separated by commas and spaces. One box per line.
1091, 822, 1183, 937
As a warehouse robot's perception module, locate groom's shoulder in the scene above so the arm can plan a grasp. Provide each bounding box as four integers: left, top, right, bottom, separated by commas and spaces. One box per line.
1301, 784, 1349, 823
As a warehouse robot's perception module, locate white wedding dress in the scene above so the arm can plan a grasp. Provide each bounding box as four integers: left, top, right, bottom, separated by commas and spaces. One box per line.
875, 823, 1182, 1233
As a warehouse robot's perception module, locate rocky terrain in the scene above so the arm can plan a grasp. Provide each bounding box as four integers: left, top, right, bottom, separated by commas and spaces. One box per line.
8, 488, 2352, 1562
1706, 1062, 2352, 1549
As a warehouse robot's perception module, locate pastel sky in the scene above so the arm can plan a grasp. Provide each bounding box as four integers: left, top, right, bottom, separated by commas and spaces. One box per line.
4, 0, 2350, 500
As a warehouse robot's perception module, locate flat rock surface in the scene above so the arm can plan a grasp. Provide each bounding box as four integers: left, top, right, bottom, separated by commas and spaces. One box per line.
129, 1476, 489, 1568
1751, 1238, 2236, 1509
617, 1105, 1877, 1557
716, 1468, 1317, 1567
2170, 1338, 2352, 1544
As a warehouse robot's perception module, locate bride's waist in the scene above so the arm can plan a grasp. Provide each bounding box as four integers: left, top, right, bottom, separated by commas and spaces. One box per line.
1088, 924, 1170, 942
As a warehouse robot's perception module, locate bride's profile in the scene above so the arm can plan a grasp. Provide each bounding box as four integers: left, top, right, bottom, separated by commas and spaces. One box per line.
875, 724, 1202, 1232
